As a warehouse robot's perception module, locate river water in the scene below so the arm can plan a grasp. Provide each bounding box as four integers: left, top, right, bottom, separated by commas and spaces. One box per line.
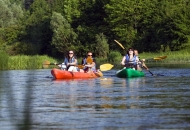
0, 65, 190, 130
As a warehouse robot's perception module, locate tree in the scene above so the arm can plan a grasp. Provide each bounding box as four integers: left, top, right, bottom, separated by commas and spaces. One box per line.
20, 0, 52, 55
105, 0, 142, 48
94, 33, 109, 58
0, 0, 23, 28
50, 12, 78, 56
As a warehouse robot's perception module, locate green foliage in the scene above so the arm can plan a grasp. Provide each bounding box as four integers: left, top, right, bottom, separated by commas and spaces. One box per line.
51, 0, 80, 23
107, 50, 122, 64
0, 51, 9, 70
0, 0, 23, 28
1, 0, 190, 57
21, 0, 52, 55
105, 0, 139, 48
50, 12, 78, 56
6, 55, 57, 70
94, 33, 109, 58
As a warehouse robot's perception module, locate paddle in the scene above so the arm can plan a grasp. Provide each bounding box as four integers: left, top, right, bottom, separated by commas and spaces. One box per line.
114, 40, 125, 50
114, 40, 167, 76
43, 61, 83, 69
42, 60, 114, 71
146, 56, 167, 61
77, 64, 114, 71
100, 64, 114, 71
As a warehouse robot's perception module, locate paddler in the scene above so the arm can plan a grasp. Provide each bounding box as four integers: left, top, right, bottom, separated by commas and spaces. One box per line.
120, 48, 139, 70
80, 51, 96, 73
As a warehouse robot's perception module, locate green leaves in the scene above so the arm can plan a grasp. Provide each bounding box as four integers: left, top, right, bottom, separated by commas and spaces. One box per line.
50, 12, 78, 55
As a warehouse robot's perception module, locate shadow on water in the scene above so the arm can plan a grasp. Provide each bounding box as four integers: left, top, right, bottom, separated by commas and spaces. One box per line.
0, 70, 35, 130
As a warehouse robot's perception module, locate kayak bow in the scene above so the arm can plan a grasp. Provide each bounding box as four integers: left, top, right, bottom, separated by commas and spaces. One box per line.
116, 68, 145, 78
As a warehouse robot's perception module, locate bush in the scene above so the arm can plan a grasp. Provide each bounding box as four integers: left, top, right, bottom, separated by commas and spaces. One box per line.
107, 51, 122, 64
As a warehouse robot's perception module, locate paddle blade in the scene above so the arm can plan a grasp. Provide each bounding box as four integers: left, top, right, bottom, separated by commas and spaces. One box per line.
100, 64, 114, 71
114, 40, 125, 50
146, 56, 167, 61
153, 58, 162, 60
77, 65, 84, 69
153, 56, 167, 60
86, 57, 93, 64
42, 60, 50, 68
157, 55, 167, 59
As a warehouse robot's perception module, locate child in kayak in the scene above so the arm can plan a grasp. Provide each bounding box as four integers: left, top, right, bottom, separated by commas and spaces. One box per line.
134, 49, 149, 71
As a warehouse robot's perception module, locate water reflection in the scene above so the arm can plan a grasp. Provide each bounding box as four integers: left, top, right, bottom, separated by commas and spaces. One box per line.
0, 68, 190, 129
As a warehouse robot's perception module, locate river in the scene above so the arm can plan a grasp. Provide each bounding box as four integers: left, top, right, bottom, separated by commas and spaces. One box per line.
0, 65, 190, 129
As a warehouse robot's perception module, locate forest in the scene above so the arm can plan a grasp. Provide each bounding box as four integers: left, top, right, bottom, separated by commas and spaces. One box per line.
0, 0, 190, 59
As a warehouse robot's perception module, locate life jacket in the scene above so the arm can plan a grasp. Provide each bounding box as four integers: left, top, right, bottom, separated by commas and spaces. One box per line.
82, 58, 96, 71
125, 55, 137, 67
64, 57, 78, 70
64, 57, 77, 65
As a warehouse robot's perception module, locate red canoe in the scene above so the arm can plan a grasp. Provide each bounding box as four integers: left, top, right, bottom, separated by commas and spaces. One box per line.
51, 68, 103, 79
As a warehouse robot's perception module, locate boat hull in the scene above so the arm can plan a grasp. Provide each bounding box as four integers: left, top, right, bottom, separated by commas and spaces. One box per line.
116, 68, 145, 78
51, 68, 103, 79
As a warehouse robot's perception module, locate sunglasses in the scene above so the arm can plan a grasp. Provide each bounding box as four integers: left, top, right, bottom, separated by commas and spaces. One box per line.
88, 55, 92, 56
69, 53, 73, 54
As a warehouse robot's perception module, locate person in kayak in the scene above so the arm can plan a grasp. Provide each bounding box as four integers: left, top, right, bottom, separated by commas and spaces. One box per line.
58, 50, 78, 72
120, 48, 139, 70
134, 49, 149, 71
80, 51, 96, 73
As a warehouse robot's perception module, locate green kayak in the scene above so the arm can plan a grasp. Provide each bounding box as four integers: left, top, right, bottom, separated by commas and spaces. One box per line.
116, 67, 145, 78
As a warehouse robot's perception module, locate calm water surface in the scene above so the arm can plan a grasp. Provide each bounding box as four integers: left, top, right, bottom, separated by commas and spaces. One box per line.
0, 65, 190, 130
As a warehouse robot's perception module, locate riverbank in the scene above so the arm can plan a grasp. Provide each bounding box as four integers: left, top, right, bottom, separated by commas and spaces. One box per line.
0, 50, 190, 70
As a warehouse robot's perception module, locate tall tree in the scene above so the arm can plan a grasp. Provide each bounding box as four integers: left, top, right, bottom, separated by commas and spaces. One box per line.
105, 0, 145, 49
21, 0, 52, 55
0, 0, 23, 28
50, 12, 78, 56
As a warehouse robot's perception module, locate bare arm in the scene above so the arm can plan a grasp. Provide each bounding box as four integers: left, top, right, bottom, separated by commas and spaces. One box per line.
67, 59, 77, 66
85, 61, 95, 67
121, 56, 126, 65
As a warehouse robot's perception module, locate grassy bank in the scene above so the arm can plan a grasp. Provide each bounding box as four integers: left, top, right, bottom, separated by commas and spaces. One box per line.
0, 52, 57, 70
0, 50, 189, 70
99, 50, 190, 65
139, 50, 190, 63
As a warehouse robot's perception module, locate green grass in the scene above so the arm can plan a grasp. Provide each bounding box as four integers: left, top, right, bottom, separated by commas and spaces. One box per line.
0, 54, 57, 70
0, 50, 190, 70
139, 51, 190, 63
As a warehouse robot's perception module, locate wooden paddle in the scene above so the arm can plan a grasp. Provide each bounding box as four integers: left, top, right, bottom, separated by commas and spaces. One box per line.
114, 39, 125, 50
146, 56, 167, 61
43, 61, 83, 69
77, 63, 114, 71
114, 40, 167, 76
43, 61, 114, 71
42, 60, 58, 68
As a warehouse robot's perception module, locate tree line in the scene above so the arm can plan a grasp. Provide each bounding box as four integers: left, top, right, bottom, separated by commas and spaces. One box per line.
0, 0, 190, 58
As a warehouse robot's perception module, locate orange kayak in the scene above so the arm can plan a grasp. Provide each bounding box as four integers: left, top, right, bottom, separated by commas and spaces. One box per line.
51, 68, 103, 79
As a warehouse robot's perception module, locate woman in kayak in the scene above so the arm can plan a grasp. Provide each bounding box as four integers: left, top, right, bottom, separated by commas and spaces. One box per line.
80, 51, 96, 73
120, 48, 139, 70
59, 50, 78, 72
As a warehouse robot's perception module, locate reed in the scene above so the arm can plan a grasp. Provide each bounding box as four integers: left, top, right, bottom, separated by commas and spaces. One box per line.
1, 50, 190, 70
0, 51, 9, 70
0, 55, 57, 70
139, 51, 190, 63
